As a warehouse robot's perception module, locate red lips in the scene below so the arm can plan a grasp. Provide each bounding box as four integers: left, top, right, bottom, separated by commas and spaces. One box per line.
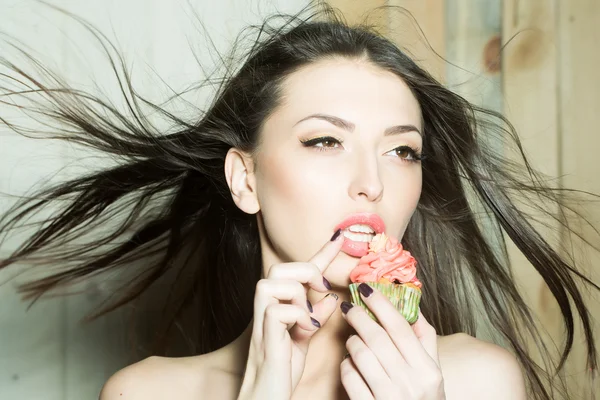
334, 213, 386, 258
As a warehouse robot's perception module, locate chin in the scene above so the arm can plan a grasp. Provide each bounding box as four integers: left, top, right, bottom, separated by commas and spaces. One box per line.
322, 253, 361, 288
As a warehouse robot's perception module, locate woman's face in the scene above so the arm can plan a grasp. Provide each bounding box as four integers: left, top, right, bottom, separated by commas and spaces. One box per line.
240, 58, 423, 286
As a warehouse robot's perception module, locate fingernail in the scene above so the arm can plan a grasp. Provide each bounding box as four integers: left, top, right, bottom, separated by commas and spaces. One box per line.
323, 277, 332, 290
340, 301, 353, 314
324, 292, 339, 301
306, 299, 313, 313
311, 317, 321, 328
358, 283, 373, 298
330, 229, 342, 241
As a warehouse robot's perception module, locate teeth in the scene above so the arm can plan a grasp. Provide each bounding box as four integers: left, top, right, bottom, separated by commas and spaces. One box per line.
347, 224, 375, 234
343, 230, 376, 242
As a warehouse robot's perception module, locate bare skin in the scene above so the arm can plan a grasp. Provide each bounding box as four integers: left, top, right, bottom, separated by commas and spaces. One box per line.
100, 316, 527, 399
100, 58, 528, 399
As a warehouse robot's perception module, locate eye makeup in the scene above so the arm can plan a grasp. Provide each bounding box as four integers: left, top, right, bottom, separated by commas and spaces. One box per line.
299, 136, 424, 163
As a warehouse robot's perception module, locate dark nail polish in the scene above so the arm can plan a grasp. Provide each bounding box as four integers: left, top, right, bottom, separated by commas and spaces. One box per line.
325, 292, 339, 301
330, 229, 342, 241
311, 317, 321, 328
323, 277, 332, 290
358, 283, 373, 298
306, 299, 313, 313
340, 301, 353, 314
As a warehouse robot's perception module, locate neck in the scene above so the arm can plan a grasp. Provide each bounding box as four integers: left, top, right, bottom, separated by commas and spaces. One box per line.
233, 287, 354, 390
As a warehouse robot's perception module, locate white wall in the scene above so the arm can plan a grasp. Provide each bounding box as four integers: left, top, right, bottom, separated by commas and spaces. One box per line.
0, 1, 309, 399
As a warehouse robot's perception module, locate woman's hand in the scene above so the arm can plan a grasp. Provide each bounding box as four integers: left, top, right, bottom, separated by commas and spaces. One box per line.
340, 283, 445, 400
237, 231, 344, 400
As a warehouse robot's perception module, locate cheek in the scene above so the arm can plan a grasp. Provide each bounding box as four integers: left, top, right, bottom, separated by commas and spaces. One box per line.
382, 166, 422, 234
256, 148, 358, 261
254, 153, 328, 255
406, 168, 422, 206
257, 149, 341, 207
256, 154, 314, 203
401, 168, 422, 210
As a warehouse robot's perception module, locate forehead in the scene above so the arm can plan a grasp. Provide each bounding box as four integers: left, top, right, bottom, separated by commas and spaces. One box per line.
271, 58, 422, 130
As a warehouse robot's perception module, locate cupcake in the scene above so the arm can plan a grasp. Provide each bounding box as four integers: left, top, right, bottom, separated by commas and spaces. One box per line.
349, 233, 422, 324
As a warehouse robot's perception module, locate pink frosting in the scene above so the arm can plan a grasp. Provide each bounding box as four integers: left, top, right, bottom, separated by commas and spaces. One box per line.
350, 234, 422, 288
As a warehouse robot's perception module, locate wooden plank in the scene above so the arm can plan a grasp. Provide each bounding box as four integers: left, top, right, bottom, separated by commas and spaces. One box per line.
325, 0, 388, 33
324, 0, 446, 83
556, 0, 600, 396
503, 0, 560, 329
443, 0, 502, 344
387, 0, 446, 82
445, 0, 502, 113
502, 0, 561, 348
502, 0, 561, 378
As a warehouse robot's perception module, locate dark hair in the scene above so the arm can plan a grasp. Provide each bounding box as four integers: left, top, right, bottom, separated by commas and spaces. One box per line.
0, 4, 598, 399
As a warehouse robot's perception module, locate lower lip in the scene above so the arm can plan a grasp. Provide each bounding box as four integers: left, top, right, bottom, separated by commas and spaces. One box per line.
341, 235, 370, 258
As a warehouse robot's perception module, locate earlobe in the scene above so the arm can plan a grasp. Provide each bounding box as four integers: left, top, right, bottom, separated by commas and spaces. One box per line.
224, 148, 260, 214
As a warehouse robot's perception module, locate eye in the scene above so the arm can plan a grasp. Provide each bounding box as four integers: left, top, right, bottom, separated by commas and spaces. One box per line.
385, 145, 423, 163
300, 136, 343, 150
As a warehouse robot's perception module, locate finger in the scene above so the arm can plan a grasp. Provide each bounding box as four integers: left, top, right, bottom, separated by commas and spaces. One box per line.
355, 283, 436, 369
267, 262, 331, 292
412, 309, 439, 365
253, 279, 310, 339
311, 292, 339, 323
340, 356, 374, 400
289, 292, 339, 343
254, 279, 308, 312
307, 228, 344, 274
263, 303, 318, 359
340, 300, 408, 377
345, 333, 395, 399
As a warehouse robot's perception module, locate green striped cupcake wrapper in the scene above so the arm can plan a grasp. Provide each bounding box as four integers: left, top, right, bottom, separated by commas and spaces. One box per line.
349, 282, 421, 324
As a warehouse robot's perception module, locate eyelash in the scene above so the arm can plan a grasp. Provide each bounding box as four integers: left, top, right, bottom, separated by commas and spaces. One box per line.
299, 136, 425, 163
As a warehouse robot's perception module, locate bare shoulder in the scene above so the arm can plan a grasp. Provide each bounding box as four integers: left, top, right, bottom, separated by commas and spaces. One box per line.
438, 333, 527, 400
99, 352, 241, 400
99, 356, 202, 400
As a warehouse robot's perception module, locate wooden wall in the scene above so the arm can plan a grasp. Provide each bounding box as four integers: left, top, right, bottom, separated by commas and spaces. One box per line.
326, 0, 600, 397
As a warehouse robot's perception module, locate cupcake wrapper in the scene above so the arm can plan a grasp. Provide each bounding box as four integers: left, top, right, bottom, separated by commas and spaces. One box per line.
349, 282, 421, 324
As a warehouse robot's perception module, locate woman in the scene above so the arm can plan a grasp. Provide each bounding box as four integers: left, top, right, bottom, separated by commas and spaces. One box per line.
0, 5, 597, 400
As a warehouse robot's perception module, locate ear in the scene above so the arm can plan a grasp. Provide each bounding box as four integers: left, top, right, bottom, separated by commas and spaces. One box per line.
224, 148, 260, 214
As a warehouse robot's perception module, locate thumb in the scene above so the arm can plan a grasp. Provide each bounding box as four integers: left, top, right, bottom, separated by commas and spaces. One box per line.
289, 292, 339, 345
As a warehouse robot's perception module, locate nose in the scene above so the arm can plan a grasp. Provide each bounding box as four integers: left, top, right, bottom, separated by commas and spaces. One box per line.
348, 152, 384, 203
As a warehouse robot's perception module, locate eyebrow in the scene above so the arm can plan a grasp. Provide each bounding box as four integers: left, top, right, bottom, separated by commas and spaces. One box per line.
294, 113, 422, 137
